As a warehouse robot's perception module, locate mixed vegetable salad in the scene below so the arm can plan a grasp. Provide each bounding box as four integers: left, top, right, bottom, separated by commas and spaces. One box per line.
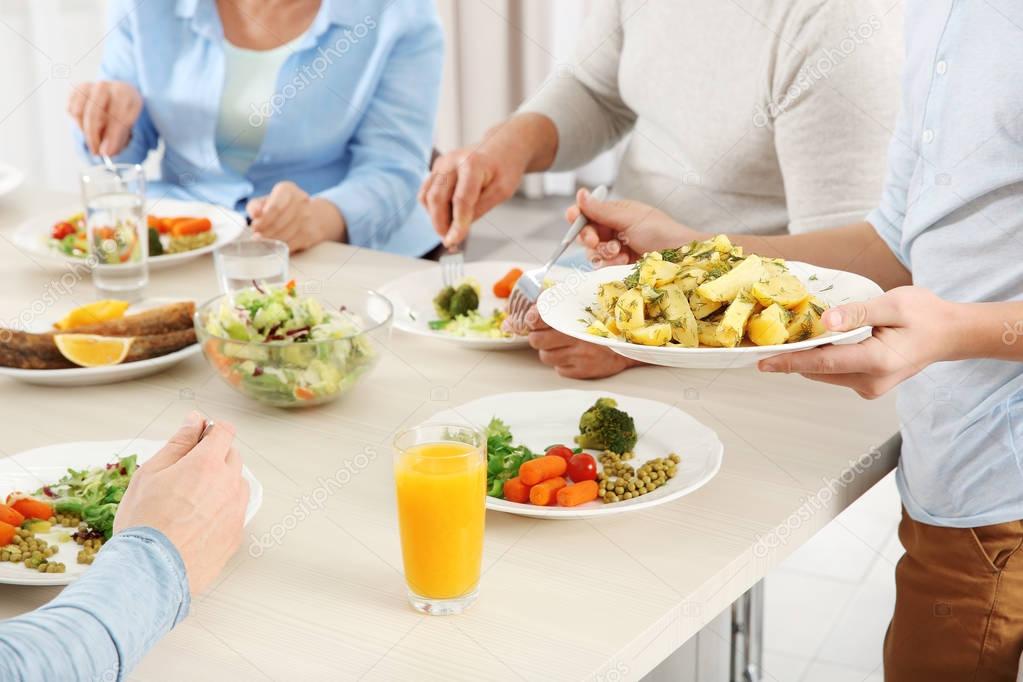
48, 212, 215, 259
428, 268, 525, 339
0, 454, 138, 573
202, 282, 377, 405
482, 397, 678, 508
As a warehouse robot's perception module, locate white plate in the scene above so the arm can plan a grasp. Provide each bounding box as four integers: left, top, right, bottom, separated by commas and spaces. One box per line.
0, 298, 199, 386
379, 260, 576, 350
0, 439, 263, 586
538, 261, 883, 369
423, 389, 723, 519
12, 198, 244, 271
0, 162, 24, 199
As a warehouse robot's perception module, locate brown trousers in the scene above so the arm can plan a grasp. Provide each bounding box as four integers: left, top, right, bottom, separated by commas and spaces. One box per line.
885, 509, 1023, 681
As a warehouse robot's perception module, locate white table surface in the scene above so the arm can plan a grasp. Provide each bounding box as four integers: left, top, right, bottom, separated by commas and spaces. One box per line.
0, 188, 901, 681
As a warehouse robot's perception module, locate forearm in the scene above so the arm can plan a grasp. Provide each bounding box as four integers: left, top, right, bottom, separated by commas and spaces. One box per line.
947, 300, 1023, 362
0, 527, 189, 682
480, 112, 559, 174
698, 222, 912, 292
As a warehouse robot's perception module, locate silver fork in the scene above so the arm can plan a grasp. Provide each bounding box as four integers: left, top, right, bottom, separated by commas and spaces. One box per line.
440, 244, 464, 288
506, 184, 608, 327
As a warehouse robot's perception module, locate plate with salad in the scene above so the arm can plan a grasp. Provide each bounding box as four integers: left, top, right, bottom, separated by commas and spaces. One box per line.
0, 438, 263, 586
12, 198, 245, 271
422, 389, 723, 519
379, 260, 573, 350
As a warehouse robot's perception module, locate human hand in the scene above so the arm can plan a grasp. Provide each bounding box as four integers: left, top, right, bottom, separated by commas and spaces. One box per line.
758, 287, 964, 399
419, 146, 527, 248
569, 189, 705, 267
248, 181, 345, 252
114, 412, 249, 594
507, 304, 642, 379
67, 81, 143, 156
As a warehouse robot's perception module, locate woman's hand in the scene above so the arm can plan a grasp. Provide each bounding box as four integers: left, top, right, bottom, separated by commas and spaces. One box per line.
507, 304, 643, 379
67, 81, 143, 156
248, 181, 346, 252
569, 189, 705, 267
114, 412, 249, 594
758, 287, 966, 399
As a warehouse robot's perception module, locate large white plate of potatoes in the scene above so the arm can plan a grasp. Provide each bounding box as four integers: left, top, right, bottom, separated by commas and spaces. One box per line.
537, 235, 883, 369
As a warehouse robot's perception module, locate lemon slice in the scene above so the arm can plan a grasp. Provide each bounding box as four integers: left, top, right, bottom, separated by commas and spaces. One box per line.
54, 334, 133, 367
54, 300, 130, 331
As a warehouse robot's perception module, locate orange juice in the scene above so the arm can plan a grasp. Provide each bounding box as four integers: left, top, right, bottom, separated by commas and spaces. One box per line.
394, 440, 485, 601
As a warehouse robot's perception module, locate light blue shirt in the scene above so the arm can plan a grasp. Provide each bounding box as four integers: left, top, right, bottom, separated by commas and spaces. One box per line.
868, 0, 1023, 527
0, 527, 189, 681
83, 0, 443, 257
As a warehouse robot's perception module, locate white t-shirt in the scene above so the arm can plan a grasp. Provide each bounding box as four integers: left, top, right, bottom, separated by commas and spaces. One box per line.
215, 39, 298, 176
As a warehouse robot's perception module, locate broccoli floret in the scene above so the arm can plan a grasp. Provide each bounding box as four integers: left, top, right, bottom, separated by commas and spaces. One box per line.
433, 286, 456, 320
574, 397, 638, 454
448, 284, 480, 317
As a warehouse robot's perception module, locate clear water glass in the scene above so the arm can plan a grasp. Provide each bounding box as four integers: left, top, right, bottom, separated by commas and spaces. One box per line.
80, 163, 148, 300
214, 239, 289, 294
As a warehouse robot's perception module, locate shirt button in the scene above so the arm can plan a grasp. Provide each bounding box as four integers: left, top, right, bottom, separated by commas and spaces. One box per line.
922, 129, 935, 144
936, 60, 948, 75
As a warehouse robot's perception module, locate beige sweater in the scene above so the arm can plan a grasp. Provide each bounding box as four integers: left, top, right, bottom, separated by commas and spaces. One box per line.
520, 0, 902, 234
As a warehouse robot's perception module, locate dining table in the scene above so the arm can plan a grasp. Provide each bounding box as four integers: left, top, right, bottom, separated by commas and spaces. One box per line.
0, 186, 901, 681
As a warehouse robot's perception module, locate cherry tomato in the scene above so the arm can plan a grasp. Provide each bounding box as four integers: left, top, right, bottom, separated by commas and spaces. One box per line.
545, 445, 574, 464
51, 222, 75, 239
567, 453, 598, 482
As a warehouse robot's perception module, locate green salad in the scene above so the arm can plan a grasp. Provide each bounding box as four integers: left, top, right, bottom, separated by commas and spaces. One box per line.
38, 454, 138, 539
203, 282, 376, 405
429, 278, 508, 339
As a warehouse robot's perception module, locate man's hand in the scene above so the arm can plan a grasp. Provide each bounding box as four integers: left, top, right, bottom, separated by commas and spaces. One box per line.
114, 413, 249, 594
248, 181, 346, 252
420, 147, 526, 247
507, 304, 642, 379
569, 189, 703, 267
67, 81, 143, 157
758, 287, 966, 399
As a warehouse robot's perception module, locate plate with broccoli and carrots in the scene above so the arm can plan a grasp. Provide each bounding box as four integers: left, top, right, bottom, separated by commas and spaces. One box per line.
0, 439, 263, 586
379, 261, 574, 350
422, 390, 723, 519
12, 198, 245, 271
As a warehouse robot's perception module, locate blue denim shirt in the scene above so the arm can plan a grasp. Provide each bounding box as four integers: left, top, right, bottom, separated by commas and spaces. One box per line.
867, 0, 1023, 527
0, 527, 189, 682
83, 0, 443, 257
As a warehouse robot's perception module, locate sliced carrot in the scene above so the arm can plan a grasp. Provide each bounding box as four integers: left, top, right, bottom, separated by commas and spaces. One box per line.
493, 268, 524, 299
529, 477, 567, 506
0, 521, 15, 547
502, 477, 531, 503
170, 218, 212, 237
294, 386, 315, 400
0, 504, 24, 527
10, 498, 52, 521
557, 480, 600, 507
519, 455, 567, 486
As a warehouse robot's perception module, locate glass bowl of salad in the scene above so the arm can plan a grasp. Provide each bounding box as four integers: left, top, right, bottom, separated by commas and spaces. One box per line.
194, 281, 392, 407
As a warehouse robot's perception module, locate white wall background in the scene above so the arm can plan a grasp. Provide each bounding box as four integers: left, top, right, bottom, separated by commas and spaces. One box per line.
0, 0, 610, 197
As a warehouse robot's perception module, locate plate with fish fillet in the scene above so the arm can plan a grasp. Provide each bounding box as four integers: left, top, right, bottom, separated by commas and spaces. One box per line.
0, 298, 199, 386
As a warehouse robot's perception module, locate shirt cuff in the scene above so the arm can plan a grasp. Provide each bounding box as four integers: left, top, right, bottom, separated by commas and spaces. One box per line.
865, 208, 910, 269
316, 182, 382, 250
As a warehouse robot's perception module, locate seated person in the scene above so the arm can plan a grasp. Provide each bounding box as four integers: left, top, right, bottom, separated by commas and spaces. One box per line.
69, 0, 443, 256
0, 414, 248, 681
422, 0, 900, 377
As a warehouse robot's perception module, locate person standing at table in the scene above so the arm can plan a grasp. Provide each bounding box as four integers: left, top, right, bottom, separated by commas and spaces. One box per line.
68, 0, 444, 257
0, 413, 247, 681
569, 1, 1023, 677
421, 0, 901, 377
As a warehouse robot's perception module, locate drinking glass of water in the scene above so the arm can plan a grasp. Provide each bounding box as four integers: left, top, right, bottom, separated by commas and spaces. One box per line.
80, 163, 147, 300
213, 239, 289, 294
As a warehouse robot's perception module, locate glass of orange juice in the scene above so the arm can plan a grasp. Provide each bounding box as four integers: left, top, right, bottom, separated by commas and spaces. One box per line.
393, 424, 486, 615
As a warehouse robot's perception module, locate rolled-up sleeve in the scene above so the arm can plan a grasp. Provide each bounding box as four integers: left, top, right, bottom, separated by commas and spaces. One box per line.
317, 2, 443, 251
0, 527, 190, 682
516, 0, 636, 171
866, 104, 916, 269
73, 0, 160, 165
